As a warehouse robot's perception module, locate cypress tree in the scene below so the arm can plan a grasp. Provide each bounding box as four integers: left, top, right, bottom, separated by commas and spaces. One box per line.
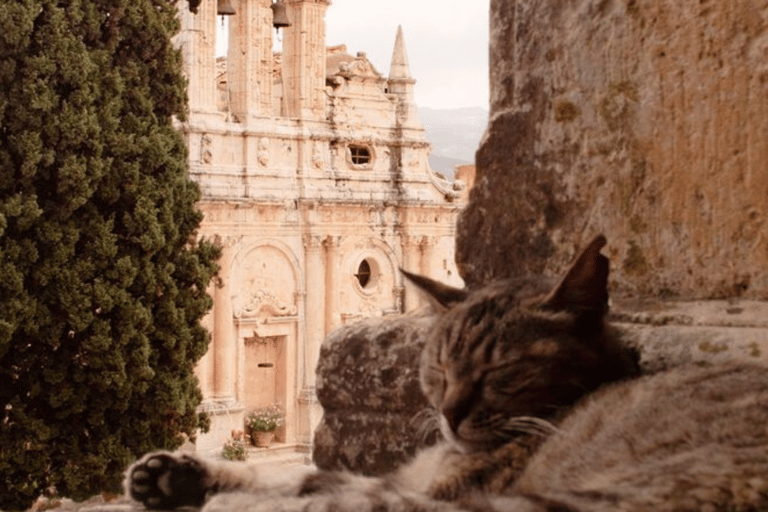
0, 0, 220, 509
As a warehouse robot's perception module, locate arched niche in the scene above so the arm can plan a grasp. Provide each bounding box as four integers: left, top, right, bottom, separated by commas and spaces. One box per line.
229, 239, 303, 444
229, 239, 302, 315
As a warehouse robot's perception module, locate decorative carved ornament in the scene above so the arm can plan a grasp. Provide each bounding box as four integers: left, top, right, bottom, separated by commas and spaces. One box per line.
201, 133, 213, 164
244, 333, 280, 347
236, 289, 297, 318
258, 137, 270, 167
337, 54, 385, 83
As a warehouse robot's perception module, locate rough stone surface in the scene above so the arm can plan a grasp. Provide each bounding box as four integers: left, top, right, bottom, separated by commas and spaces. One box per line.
611, 299, 768, 372
312, 300, 768, 474
312, 313, 439, 476
457, 0, 768, 299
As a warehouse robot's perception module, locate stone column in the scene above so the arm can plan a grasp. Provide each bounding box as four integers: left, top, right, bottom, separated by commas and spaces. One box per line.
419, 236, 433, 277
299, 236, 325, 446
213, 239, 237, 402
195, 294, 216, 400
402, 236, 423, 311
323, 236, 340, 334
175, 0, 217, 113
302, 235, 325, 388
228, 0, 273, 120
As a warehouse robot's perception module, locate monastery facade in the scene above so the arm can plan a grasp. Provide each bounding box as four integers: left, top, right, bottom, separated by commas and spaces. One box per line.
175, 0, 466, 454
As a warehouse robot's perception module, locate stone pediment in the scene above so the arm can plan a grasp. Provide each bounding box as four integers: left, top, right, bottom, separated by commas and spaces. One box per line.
330, 52, 385, 84
235, 289, 297, 319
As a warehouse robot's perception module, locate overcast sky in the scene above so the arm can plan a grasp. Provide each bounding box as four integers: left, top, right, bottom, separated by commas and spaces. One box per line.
216, 1, 489, 110
325, 0, 489, 110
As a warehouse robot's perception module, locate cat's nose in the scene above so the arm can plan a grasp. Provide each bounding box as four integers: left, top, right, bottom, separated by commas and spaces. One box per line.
441, 383, 475, 433
442, 400, 471, 433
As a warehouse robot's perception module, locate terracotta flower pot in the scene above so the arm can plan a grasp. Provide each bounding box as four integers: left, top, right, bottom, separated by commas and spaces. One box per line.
251, 430, 275, 447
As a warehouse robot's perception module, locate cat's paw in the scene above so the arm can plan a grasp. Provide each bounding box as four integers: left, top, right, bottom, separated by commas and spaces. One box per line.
126, 451, 208, 510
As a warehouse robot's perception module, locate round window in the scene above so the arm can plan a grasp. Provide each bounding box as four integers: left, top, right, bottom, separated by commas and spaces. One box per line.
355, 259, 372, 288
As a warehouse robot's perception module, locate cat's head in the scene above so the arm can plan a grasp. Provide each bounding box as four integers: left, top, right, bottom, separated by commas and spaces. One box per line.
403, 235, 640, 453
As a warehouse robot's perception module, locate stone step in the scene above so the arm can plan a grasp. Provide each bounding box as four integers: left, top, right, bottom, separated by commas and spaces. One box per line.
201, 442, 313, 467
243, 443, 312, 467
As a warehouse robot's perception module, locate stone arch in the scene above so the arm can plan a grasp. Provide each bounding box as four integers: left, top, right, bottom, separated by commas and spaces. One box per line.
229, 239, 303, 312
227, 239, 303, 443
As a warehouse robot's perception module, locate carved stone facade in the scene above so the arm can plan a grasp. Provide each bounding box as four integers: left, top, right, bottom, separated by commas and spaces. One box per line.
175, 0, 465, 453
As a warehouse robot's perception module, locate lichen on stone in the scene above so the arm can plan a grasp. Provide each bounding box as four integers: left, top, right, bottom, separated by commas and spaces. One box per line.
554, 100, 581, 123
698, 341, 729, 354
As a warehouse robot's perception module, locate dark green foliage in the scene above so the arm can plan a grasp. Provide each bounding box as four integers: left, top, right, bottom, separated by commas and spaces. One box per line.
0, 0, 220, 509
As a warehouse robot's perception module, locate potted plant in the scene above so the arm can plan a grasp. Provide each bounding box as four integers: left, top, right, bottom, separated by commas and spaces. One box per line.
245, 404, 285, 447
221, 438, 247, 461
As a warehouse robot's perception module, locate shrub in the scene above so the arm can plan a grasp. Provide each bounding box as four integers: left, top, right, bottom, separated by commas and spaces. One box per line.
0, 0, 220, 508
222, 439, 247, 461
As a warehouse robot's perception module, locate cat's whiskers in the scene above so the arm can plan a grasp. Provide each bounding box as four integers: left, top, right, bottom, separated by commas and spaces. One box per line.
410, 408, 442, 444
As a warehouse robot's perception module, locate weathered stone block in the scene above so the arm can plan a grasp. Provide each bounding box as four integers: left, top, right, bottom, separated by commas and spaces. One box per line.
312, 411, 428, 476
312, 313, 439, 475
458, 0, 768, 299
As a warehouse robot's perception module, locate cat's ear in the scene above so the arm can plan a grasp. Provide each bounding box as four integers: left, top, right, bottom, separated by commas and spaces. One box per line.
401, 269, 468, 311
541, 235, 609, 314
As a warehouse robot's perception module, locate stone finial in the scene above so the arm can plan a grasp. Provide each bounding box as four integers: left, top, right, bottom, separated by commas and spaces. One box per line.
388, 25, 413, 81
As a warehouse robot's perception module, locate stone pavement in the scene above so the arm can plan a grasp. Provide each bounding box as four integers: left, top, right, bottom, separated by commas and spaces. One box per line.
26, 448, 313, 512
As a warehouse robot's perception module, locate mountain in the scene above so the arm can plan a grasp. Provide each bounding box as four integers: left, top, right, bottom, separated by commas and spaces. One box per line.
428, 155, 471, 181
419, 106, 488, 179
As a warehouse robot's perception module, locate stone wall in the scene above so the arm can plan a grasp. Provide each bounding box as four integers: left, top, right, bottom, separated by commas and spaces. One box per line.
311, 300, 768, 474
457, 0, 768, 299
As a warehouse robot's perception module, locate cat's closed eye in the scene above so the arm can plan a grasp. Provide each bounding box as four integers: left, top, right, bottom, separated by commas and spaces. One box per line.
421, 364, 446, 398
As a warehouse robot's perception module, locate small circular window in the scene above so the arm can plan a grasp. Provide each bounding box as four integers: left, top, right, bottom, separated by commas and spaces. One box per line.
355, 259, 372, 288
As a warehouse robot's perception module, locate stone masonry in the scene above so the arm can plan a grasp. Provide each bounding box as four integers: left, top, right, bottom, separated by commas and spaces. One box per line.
457, 0, 768, 299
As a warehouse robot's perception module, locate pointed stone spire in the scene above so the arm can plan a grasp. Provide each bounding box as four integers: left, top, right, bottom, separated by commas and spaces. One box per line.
389, 25, 413, 80
387, 25, 421, 130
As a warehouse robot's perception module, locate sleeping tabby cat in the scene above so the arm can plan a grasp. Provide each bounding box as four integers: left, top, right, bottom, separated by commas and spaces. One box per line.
126, 235, 768, 511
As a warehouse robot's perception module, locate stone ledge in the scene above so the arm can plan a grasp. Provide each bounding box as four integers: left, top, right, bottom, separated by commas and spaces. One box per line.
313, 300, 768, 476
612, 299, 768, 328
46, 302, 768, 512
612, 300, 768, 372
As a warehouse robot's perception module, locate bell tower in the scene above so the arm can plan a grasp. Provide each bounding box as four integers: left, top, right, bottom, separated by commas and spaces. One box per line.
281, 0, 330, 119
227, 0, 275, 120
176, 0, 218, 114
